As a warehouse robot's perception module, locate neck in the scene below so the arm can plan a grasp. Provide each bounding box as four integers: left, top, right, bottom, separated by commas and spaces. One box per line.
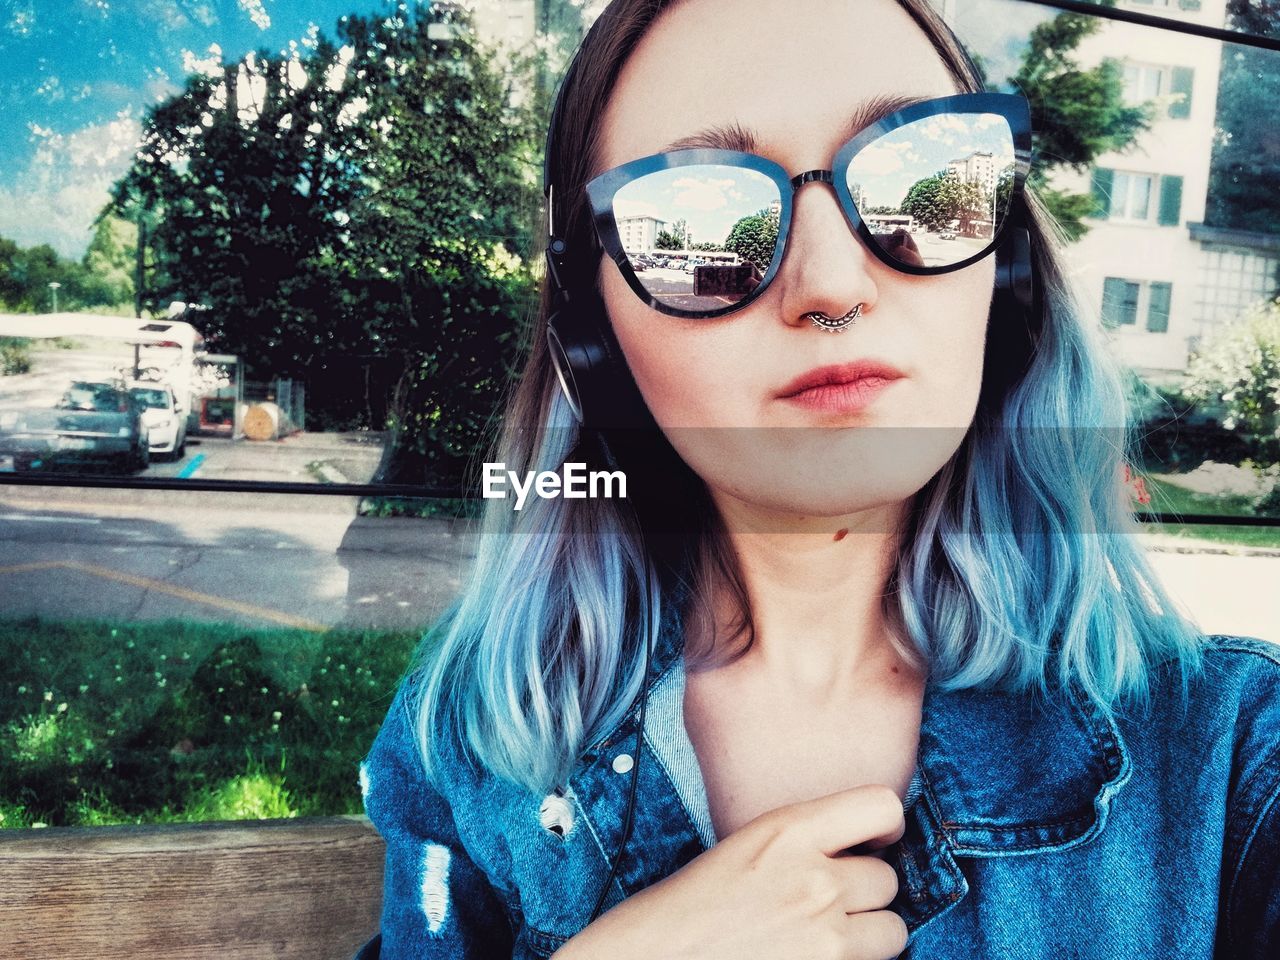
692, 493, 921, 701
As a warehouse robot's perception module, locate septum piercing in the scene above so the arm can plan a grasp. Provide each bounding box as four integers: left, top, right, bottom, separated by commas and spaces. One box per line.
806, 303, 863, 332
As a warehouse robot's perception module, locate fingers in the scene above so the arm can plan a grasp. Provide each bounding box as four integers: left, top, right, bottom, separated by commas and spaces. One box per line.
841, 908, 910, 960
791, 784, 906, 858
838, 855, 901, 915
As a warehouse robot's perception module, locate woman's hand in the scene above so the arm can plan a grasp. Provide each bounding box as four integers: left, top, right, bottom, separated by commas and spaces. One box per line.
551, 784, 908, 960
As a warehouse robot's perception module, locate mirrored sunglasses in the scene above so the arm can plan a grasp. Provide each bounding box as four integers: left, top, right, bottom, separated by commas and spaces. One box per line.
585, 92, 1032, 319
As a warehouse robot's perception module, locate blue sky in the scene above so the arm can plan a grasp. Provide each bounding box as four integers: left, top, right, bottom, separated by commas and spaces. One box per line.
0, 0, 404, 257
0, 0, 1044, 260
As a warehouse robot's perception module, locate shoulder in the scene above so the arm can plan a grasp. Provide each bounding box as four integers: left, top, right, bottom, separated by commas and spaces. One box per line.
1117, 634, 1280, 830
1187, 636, 1280, 957
1185, 633, 1280, 733
1146, 632, 1280, 716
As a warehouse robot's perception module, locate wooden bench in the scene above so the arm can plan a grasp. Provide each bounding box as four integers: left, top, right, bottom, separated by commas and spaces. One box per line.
0, 816, 384, 959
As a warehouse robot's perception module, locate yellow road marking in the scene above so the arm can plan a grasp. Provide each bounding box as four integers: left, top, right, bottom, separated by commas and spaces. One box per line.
0, 560, 330, 633
0, 561, 67, 575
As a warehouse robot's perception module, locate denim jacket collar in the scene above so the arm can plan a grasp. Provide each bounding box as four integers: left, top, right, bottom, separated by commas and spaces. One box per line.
574, 586, 1133, 933
913, 676, 1133, 853
596, 585, 1133, 850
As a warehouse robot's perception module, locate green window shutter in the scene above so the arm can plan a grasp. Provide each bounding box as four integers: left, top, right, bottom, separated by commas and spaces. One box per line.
1179, 0, 1202, 11
1102, 277, 1139, 328
1157, 175, 1183, 226
1090, 168, 1114, 219
1146, 282, 1172, 333
1168, 67, 1194, 119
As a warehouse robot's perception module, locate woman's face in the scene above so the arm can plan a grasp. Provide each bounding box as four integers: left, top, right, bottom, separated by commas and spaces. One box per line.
594, 0, 994, 527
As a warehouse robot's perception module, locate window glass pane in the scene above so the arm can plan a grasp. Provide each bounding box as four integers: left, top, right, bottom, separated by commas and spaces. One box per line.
4, 0, 1280, 846
1112, 172, 1132, 217
1130, 174, 1153, 220
937, 0, 1279, 556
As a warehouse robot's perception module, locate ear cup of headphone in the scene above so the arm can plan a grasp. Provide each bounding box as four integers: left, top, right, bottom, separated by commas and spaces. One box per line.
981, 224, 1039, 412
546, 290, 650, 432
994, 225, 1034, 314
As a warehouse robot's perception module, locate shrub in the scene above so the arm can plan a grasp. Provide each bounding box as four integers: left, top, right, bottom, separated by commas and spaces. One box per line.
0, 337, 32, 376
1184, 301, 1280, 466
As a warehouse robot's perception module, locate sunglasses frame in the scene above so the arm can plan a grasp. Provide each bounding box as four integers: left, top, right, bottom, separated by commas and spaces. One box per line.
585, 92, 1033, 320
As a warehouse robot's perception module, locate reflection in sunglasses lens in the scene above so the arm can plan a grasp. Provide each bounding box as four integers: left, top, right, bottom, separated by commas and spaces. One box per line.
610, 165, 782, 314
845, 112, 1016, 269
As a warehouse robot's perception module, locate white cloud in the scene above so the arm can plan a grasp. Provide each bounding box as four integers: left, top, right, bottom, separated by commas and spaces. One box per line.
670, 176, 737, 212
7, 6, 35, 37
236, 53, 267, 126
237, 0, 271, 31
850, 139, 916, 177
182, 43, 224, 79
325, 45, 356, 92
0, 108, 143, 258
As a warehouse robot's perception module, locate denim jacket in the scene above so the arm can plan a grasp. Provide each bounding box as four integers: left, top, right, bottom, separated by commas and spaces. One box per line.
355, 609, 1280, 960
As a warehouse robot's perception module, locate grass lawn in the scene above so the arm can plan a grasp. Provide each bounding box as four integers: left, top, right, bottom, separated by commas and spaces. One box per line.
0, 618, 424, 830
1140, 476, 1280, 550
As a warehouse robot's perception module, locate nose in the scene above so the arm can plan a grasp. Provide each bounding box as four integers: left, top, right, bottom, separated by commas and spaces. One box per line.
775, 173, 881, 330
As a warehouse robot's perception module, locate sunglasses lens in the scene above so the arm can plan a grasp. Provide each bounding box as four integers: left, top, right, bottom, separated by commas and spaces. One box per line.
845, 112, 1017, 269
610, 164, 783, 314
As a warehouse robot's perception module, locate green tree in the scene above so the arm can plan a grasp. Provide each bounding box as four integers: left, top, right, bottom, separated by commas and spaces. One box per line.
723, 209, 779, 269
1007, 5, 1152, 240
109, 36, 364, 370
0, 238, 23, 308
338, 4, 541, 484
937, 178, 989, 235
655, 230, 683, 251
1207, 2, 1280, 235
901, 174, 948, 229
106, 2, 544, 486
81, 215, 137, 308
0, 239, 107, 312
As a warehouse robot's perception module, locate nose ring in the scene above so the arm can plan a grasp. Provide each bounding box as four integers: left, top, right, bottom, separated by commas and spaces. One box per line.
806, 302, 863, 332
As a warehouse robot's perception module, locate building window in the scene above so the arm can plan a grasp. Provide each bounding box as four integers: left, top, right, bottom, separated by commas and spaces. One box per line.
1090, 168, 1184, 225
1122, 62, 1195, 118
1195, 246, 1280, 330
1102, 277, 1173, 333
1102, 278, 1140, 327
1123, 63, 1167, 104
1112, 172, 1154, 221
1125, 0, 1201, 8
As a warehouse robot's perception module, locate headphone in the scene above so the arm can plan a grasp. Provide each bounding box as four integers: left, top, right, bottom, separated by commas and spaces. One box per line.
540, 26, 1038, 927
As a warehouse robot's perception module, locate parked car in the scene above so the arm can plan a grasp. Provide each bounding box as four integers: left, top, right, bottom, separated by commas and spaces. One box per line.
128, 381, 187, 460
0, 380, 153, 474
939, 231, 957, 240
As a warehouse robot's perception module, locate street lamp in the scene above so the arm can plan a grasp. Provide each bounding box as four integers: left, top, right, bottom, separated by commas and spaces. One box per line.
48, 281, 61, 313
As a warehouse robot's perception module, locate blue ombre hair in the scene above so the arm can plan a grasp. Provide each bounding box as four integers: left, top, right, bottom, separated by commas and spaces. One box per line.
410, 0, 1206, 795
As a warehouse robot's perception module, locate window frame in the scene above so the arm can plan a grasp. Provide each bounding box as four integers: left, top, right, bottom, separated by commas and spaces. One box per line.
1101, 276, 1175, 333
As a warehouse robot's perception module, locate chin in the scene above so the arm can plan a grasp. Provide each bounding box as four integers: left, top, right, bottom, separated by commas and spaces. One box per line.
723, 476, 926, 530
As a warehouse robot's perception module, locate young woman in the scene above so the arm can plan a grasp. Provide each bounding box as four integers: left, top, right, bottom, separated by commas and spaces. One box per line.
356, 1, 1280, 957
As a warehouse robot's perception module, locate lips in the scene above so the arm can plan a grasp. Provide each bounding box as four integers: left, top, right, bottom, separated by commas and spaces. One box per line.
776, 360, 907, 400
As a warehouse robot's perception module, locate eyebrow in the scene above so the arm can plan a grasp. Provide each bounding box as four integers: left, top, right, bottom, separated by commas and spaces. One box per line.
657, 93, 931, 156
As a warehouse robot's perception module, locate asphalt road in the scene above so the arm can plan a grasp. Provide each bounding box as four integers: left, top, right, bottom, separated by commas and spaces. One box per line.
0, 484, 1275, 642
0, 485, 473, 632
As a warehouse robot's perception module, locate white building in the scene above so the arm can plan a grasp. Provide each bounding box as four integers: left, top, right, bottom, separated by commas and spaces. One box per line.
617, 215, 669, 254
1050, 0, 1230, 384
946, 150, 997, 195
938, 0, 1268, 388
468, 0, 538, 53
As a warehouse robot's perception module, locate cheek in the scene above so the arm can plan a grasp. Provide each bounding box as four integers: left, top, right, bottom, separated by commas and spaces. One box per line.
909, 266, 994, 429
599, 261, 762, 430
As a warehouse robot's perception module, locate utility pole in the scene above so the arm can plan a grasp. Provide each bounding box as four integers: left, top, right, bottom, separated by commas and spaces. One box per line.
135, 217, 146, 318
